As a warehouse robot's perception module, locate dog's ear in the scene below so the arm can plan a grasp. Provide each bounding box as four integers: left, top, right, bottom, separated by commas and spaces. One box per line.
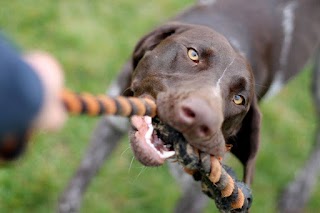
132, 23, 188, 69
228, 96, 261, 184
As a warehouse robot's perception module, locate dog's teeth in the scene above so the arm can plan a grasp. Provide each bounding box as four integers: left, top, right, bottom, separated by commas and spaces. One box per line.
165, 144, 172, 149
160, 151, 175, 159
144, 116, 152, 124
146, 140, 175, 159
142, 115, 175, 160
145, 122, 154, 140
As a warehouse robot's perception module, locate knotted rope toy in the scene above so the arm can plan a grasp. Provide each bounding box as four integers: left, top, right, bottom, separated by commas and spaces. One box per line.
61, 89, 252, 212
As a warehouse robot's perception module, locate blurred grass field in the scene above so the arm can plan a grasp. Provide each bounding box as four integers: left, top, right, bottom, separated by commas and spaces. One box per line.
0, 0, 318, 212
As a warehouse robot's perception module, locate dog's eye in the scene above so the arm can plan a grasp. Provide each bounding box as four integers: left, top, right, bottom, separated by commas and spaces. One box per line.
187, 48, 199, 62
233, 95, 245, 105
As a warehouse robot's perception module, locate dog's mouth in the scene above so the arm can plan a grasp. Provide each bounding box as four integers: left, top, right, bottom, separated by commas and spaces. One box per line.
130, 115, 176, 166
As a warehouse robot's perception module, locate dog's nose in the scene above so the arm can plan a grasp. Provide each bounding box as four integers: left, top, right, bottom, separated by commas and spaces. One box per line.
177, 97, 222, 140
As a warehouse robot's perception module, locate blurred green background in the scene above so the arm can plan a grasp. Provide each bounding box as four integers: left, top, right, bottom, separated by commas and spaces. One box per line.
0, 0, 318, 212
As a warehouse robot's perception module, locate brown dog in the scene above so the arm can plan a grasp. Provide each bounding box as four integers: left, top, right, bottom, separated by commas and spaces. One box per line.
59, 0, 320, 212
128, 23, 259, 185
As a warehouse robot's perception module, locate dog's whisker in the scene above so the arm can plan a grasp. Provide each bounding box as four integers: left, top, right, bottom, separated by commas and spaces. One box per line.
128, 156, 135, 173
132, 166, 147, 183
121, 145, 131, 158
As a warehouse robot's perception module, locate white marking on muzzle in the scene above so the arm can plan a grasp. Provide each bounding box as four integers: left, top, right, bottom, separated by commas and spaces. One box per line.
211, 58, 235, 104
216, 57, 236, 95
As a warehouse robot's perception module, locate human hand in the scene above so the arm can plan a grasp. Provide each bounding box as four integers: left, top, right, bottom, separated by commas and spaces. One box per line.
24, 51, 67, 132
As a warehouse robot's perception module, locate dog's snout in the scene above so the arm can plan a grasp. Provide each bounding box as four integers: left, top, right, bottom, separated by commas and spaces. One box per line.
178, 98, 221, 140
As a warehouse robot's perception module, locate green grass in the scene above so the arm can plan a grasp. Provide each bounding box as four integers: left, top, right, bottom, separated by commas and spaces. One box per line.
0, 0, 318, 212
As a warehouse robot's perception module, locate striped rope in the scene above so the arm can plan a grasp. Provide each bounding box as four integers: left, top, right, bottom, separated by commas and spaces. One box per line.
180, 153, 249, 212
183, 157, 246, 210
61, 89, 157, 117
154, 118, 250, 212
207, 157, 246, 210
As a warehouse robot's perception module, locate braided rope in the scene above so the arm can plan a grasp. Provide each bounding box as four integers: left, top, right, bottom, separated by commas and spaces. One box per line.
163, 124, 251, 212
61, 89, 250, 212
183, 157, 246, 210
61, 89, 156, 117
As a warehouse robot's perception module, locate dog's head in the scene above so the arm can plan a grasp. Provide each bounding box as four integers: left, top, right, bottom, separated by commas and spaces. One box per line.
128, 23, 261, 183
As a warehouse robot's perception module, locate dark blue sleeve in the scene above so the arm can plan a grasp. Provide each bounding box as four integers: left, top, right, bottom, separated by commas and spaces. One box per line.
0, 33, 43, 157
